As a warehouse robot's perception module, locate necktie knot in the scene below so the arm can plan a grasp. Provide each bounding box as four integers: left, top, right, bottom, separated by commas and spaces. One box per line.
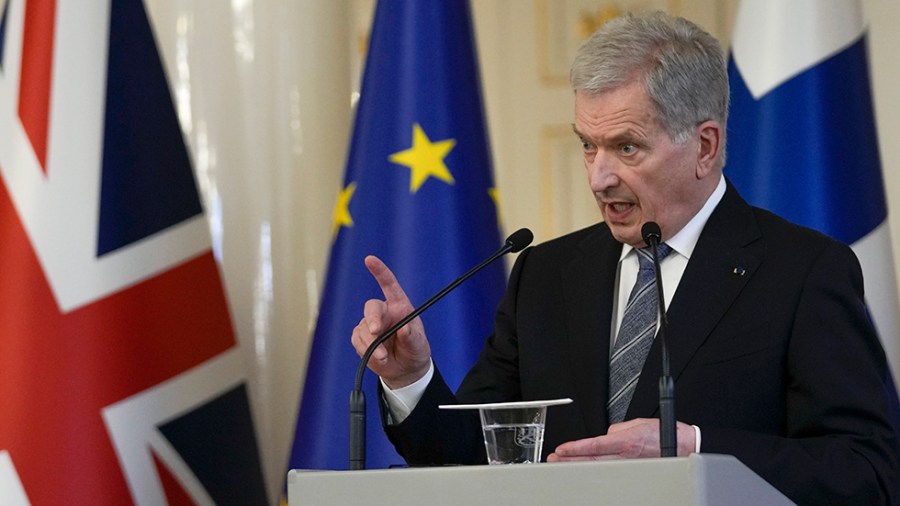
636, 243, 672, 271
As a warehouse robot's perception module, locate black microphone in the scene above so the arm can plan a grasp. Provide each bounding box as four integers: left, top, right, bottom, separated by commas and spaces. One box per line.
641, 221, 677, 458
350, 228, 534, 470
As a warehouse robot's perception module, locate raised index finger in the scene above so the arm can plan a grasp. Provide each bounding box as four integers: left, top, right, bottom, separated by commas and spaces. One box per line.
364, 255, 410, 304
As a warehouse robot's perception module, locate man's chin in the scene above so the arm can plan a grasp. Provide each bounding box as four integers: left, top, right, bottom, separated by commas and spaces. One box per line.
606, 224, 642, 248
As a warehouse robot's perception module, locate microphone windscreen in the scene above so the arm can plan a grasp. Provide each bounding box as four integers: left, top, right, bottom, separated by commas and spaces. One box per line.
506, 228, 534, 252
641, 222, 662, 244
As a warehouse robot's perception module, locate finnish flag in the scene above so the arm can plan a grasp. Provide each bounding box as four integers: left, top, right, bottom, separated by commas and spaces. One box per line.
727, 0, 900, 394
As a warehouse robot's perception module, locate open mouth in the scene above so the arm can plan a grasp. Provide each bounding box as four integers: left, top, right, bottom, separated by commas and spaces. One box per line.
609, 203, 634, 213
604, 201, 637, 220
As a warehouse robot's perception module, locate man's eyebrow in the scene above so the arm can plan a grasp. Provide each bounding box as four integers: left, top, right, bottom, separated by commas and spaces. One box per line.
572, 124, 644, 144
607, 130, 641, 143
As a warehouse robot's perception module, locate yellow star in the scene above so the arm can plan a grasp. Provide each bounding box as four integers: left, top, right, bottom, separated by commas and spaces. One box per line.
488, 187, 502, 223
389, 123, 456, 193
488, 187, 500, 207
332, 182, 357, 238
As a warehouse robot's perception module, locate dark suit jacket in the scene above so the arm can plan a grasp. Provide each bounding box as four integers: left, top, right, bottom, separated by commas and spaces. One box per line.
383, 182, 900, 505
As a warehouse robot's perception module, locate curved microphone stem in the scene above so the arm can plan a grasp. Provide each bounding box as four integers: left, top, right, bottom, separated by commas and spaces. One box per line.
350, 228, 533, 470
643, 223, 677, 458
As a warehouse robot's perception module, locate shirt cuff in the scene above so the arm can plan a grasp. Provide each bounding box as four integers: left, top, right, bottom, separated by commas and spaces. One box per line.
692, 425, 702, 453
380, 360, 434, 424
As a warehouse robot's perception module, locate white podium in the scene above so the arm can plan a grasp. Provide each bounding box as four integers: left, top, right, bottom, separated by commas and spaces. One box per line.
287, 453, 795, 505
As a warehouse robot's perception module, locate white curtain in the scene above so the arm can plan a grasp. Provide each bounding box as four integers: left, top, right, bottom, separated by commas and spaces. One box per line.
144, 1, 350, 499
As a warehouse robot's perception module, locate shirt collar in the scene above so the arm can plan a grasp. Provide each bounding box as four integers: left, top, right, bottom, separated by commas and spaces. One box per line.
619, 174, 726, 262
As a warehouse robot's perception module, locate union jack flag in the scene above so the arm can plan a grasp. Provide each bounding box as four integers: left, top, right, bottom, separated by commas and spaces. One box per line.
0, 0, 267, 504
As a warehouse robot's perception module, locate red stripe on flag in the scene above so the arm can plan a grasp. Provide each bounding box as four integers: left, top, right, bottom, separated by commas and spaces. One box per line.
18, 0, 57, 173
0, 180, 237, 502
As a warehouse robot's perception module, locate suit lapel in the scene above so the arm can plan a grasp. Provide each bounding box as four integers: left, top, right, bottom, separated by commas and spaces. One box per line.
561, 225, 621, 432
627, 183, 762, 419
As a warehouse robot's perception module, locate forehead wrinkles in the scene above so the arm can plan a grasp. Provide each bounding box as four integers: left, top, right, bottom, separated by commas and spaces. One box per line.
575, 88, 659, 139
575, 105, 654, 142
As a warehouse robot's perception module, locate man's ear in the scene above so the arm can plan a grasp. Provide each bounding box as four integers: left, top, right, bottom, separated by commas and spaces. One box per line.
696, 120, 722, 179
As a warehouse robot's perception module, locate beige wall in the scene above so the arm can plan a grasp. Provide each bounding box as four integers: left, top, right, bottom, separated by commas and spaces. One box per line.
866, 0, 900, 280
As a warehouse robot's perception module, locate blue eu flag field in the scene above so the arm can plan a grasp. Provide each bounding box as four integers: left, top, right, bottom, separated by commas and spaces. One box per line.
288, 0, 507, 470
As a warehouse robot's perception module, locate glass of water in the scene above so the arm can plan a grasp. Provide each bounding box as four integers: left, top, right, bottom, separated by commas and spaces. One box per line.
479, 405, 547, 464
439, 398, 572, 465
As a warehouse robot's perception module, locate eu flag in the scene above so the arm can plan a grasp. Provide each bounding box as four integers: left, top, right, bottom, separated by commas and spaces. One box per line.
727, 1, 900, 399
288, 0, 507, 470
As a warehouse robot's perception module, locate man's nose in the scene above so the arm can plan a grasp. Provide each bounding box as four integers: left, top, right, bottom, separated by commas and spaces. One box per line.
587, 153, 619, 192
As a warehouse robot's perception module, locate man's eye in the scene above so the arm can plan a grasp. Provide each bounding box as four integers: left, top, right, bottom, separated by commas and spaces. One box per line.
579, 138, 595, 151
620, 143, 637, 155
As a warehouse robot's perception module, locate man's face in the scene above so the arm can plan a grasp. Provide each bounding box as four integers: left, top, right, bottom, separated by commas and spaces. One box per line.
573, 83, 712, 247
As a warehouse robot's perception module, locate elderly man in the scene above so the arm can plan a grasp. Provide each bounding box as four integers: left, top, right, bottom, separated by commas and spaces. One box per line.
352, 11, 899, 504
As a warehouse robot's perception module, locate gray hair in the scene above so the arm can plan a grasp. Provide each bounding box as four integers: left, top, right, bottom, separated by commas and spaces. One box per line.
570, 11, 729, 165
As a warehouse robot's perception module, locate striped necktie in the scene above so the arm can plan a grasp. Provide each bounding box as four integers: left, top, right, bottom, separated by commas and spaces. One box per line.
607, 243, 672, 424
